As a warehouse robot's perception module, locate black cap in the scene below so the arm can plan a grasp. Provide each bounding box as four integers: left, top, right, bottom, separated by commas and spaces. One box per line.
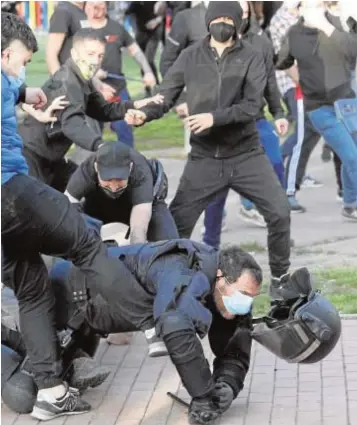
205, 1, 243, 31
96, 143, 131, 181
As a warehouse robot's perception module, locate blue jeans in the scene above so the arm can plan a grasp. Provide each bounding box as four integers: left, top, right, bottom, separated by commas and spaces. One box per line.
203, 119, 285, 248
308, 105, 357, 207
110, 87, 134, 147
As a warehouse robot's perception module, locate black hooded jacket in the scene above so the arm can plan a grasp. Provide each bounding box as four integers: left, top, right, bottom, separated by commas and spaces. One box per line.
241, 3, 284, 121
160, 2, 208, 77
19, 59, 134, 162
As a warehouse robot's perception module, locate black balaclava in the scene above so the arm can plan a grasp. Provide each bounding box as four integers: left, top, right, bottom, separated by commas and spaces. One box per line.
205, 1, 243, 42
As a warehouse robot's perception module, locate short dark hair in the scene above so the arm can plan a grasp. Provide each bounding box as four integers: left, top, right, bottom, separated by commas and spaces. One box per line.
218, 245, 263, 285
1, 12, 38, 53
72, 28, 107, 46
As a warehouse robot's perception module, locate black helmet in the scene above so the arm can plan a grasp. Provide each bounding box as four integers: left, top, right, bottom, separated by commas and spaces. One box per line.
252, 279, 341, 364
1, 345, 37, 414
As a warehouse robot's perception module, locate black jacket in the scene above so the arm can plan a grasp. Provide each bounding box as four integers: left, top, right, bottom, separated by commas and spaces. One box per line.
19, 59, 134, 162
276, 15, 357, 111
160, 3, 207, 77
52, 239, 252, 399
242, 4, 284, 121
142, 37, 267, 158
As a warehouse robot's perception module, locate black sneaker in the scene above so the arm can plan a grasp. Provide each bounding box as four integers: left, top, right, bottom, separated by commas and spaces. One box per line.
69, 357, 111, 392
144, 328, 168, 358
342, 207, 357, 221
31, 383, 91, 421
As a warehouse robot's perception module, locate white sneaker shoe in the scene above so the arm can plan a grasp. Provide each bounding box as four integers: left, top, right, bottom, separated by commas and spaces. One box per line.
238, 206, 266, 228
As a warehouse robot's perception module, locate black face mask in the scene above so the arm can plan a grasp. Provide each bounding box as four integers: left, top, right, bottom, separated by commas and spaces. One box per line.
240, 18, 249, 34
100, 185, 127, 200
209, 22, 236, 43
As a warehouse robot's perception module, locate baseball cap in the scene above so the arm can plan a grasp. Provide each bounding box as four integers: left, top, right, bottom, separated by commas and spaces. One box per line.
96, 143, 131, 181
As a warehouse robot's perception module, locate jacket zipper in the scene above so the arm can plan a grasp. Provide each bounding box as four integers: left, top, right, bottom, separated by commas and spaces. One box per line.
215, 55, 222, 158
215, 54, 228, 158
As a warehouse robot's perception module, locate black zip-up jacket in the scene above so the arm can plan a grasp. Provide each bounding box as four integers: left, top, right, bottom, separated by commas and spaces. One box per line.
19, 58, 134, 162
52, 239, 252, 399
276, 15, 357, 111
160, 3, 283, 122
142, 37, 267, 158
242, 4, 284, 121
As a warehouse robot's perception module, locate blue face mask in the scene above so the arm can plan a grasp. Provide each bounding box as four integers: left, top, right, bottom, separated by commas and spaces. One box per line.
8, 66, 26, 89
222, 290, 253, 315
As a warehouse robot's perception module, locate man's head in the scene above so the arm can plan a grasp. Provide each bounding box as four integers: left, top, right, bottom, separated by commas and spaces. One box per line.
1, 13, 38, 78
94, 143, 133, 199
71, 28, 106, 79
205, 1, 243, 44
85, 1, 107, 21
214, 246, 262, 320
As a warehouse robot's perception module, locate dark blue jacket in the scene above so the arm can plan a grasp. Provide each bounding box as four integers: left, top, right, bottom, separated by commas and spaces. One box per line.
1, 71, 29, 185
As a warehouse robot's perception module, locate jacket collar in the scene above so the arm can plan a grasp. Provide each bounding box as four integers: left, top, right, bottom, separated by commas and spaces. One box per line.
65, 57, 91, 86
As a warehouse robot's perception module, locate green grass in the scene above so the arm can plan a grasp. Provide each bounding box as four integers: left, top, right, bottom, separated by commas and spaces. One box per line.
253, 267, 357, 316
27, 36, 185, 151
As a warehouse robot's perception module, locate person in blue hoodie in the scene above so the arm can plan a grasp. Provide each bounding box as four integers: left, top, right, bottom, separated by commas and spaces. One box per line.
1, 12, 157, 422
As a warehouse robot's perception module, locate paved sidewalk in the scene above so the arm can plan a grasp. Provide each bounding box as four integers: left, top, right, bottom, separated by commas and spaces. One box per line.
2, 320, 357, 425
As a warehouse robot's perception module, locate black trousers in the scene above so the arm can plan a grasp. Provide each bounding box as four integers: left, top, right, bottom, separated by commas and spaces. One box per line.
1, 175, 144, 389
83, 198, 179, 242
169, 148, 291, 277
135, 29, 161, 85
23, 147, 78, 193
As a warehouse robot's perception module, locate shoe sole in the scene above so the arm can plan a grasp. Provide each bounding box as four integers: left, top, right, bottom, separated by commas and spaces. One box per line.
71, 370, 111, 392
148, 341, 169, 358
238, 213, 266, 228
31, 407, 91, 421
290, 208, 306, 214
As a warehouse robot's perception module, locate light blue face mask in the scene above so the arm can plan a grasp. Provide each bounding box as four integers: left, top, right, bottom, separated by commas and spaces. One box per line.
222, 290, 253, 316
9, 66, 26, 89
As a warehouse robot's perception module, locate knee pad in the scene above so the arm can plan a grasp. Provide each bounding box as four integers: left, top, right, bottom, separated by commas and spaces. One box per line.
2, 370, 37, 414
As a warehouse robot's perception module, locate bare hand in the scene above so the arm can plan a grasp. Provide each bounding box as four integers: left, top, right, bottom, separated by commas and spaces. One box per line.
175, 102, 189, 118
275, 118, 289, 136
95, 68, 108, 80
143, 72, 156, 88
93, 78, 116, 101
184, 113, 214, 134
145, 16, 162, 30
22, 95, 69, 123
25, 88, 47, 109
125, 109, 147, 126
134, 94, 164, 109
300, 2, 327, 27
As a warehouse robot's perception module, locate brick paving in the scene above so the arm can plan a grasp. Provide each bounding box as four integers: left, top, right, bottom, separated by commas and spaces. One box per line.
2, 146, 357, 424
2, 320, 357, 425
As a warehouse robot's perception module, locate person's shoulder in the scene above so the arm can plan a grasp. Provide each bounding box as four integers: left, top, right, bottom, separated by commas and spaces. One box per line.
106, 18, 126, 33
81, 154, 97, 178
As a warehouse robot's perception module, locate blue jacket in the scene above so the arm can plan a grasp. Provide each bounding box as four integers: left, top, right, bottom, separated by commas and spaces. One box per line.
1, 71, 29, 185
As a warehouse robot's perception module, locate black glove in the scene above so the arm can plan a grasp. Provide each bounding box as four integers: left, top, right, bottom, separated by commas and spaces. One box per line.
188, 395, 220, 425
213, 381, 234, 414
